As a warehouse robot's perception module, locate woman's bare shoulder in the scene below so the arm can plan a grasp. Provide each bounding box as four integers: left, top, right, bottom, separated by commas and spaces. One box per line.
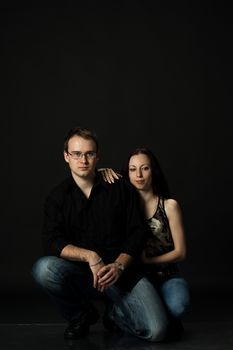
164, 198, 181, 214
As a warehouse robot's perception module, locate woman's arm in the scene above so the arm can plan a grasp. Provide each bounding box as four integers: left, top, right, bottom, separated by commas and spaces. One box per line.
142, 199, 187, 264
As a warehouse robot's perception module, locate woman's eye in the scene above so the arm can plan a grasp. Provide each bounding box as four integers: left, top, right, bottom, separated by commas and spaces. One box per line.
129, 168, 136, 172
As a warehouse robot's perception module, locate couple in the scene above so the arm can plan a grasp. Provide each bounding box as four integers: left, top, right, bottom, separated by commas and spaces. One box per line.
32, 126, 190, 342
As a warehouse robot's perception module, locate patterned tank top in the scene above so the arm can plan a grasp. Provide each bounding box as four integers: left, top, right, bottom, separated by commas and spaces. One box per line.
145, 197, 174, 258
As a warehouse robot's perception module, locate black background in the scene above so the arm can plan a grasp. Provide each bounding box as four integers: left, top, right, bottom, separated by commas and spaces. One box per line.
1, 1, 232, 293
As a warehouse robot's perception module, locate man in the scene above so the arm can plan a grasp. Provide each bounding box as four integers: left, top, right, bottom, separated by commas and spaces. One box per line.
32, 127, 168, 341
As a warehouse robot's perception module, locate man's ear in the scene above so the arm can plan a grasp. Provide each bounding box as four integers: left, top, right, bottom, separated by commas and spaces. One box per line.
64, 151, 69, 163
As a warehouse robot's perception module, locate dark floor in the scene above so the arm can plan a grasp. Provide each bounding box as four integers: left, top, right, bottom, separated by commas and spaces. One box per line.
1, 288, 233, 350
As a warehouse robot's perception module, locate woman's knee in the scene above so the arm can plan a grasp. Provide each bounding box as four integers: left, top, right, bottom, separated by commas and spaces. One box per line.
167, 298, 189, 318
161, 278, 190, 318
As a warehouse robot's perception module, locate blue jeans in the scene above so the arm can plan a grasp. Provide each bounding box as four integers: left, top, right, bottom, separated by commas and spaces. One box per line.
105, 278, 168, 341
156, 276, 190, 319
32, 256, 169, 342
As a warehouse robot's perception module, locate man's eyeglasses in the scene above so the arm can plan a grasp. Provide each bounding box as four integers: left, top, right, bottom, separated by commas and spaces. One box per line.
67, 151, 97, 160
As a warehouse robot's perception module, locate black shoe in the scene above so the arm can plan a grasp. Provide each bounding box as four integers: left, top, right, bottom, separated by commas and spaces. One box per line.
64, 307, 100, 340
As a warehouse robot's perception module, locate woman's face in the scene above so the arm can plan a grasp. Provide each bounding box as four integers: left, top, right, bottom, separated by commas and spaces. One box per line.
128, 153, 153, 192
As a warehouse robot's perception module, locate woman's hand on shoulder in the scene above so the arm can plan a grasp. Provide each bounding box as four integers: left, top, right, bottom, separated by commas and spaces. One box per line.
98, 168, 122, 183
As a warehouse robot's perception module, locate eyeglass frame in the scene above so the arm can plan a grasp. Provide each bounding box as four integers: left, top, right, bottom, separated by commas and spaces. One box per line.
66, 151, 97, 160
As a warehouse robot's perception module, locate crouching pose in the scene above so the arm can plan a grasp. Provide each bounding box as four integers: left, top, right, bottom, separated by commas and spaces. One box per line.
32, 127, 169, 341
100, 147, 190, 340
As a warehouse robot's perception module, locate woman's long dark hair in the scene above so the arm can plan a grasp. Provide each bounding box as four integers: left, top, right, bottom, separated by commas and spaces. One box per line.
122, 147, 170, 198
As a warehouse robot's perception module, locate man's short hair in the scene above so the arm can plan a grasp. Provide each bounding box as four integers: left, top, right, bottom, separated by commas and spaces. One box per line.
64, 127, 99, 152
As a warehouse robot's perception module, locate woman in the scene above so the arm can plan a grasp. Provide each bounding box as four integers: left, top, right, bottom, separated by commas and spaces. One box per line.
100, 147, 190, 338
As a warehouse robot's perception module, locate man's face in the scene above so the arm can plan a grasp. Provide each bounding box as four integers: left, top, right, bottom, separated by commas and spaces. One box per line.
64, 136, 99, 180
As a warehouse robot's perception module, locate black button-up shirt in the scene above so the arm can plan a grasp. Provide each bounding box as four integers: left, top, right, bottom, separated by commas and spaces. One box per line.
42, 173, 150, 289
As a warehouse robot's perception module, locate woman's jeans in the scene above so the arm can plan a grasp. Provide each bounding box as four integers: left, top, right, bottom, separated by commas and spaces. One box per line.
32, 256, 169, 342
157, 276, 190, 319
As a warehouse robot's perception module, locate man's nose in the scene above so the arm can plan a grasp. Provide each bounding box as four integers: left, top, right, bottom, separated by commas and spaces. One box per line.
80, 154, 88, 162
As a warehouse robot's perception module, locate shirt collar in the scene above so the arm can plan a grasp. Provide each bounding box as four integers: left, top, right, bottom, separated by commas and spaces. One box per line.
66, 170, 109, 192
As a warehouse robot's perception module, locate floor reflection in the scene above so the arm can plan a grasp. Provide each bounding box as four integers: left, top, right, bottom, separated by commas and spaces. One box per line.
1, 317, 233, 350
0, 324, 182, 350
64, 332, 162, 350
